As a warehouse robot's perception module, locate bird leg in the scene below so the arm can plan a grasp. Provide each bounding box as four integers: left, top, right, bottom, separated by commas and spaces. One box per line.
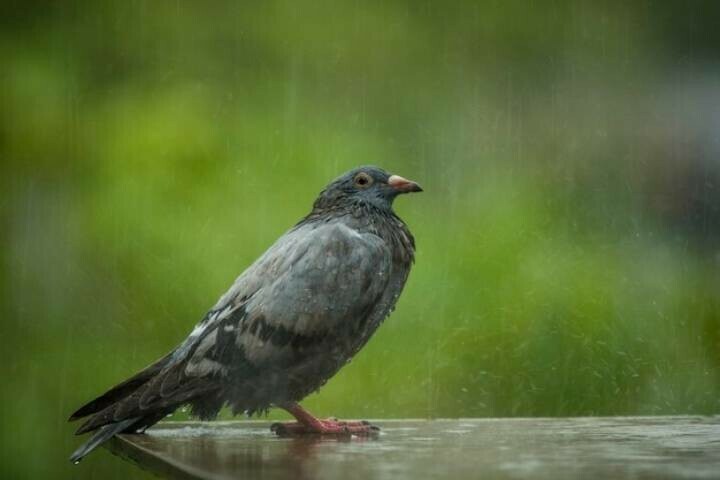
271, 402, 379, 436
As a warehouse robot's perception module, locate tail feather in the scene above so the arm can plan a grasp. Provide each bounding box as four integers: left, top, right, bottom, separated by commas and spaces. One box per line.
69, 351, 176, 422
69, 324, 219, 463
68, 353, 180, 463
69, 418, 138, 464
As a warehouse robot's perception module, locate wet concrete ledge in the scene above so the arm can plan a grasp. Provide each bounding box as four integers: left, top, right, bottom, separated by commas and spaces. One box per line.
106, 416, 720, 480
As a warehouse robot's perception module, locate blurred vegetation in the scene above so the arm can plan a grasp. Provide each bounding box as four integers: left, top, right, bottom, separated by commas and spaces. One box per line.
2, 1, 720, 478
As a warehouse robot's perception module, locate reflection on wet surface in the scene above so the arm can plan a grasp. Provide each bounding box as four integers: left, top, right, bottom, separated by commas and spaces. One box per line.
108, 417, 720, 479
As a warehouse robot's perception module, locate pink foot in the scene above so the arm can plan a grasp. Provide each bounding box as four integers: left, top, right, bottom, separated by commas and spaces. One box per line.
271, 418, 379, 436
271, 402, 380, 436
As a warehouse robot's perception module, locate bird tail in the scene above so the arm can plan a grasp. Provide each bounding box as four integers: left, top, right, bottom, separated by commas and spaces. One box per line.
69, 352, 176, 422
67, 353, 177, 464
68, 350, 219, 463
69, 418, 137, 464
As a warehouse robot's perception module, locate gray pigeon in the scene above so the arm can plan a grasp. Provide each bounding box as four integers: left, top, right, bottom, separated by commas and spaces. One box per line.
69, 166, 422, 463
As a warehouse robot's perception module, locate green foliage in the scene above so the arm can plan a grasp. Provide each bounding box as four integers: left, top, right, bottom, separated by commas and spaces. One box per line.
1, 2, 719, 478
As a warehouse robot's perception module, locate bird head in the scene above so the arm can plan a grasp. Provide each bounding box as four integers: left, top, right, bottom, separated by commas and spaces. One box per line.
313, 166, 422, 213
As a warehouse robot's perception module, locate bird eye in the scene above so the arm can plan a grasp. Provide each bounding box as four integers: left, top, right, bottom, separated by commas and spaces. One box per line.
354, 173, 373, 188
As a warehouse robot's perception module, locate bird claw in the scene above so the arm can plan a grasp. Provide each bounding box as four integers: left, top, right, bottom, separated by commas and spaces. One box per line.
270, 419, 380, 436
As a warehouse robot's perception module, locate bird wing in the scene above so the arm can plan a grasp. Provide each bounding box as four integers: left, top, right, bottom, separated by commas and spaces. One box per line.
187, 221, 393, 371
233, 221, 393, 367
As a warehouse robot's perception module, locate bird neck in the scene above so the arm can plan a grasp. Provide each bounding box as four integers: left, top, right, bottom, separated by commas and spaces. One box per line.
301, 201, 416, 264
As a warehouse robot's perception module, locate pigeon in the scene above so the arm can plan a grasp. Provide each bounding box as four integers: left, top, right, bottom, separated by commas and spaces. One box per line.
69, 166, 422, 463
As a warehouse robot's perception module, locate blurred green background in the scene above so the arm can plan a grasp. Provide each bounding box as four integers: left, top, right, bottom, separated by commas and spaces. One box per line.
2, 1, 720, 478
